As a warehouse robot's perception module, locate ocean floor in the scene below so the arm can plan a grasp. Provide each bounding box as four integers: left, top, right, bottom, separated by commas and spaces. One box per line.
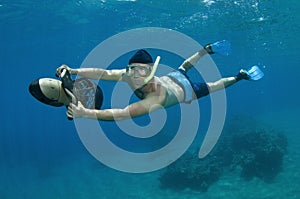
1, 108, 299, 199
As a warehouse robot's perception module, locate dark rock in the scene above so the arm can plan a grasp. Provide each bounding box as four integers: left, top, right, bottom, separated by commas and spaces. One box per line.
159, 153, 222, 192
159, 118, 288, 191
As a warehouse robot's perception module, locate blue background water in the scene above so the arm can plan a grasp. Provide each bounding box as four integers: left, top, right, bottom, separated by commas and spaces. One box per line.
1, 0, 300, 198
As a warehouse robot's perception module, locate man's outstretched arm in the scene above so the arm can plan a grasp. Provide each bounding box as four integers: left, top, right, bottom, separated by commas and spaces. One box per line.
66, 93, 165, 121
56, 64, 126, 81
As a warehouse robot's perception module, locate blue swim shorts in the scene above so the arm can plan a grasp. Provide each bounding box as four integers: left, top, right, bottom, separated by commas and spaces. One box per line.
167, 69, 209, 103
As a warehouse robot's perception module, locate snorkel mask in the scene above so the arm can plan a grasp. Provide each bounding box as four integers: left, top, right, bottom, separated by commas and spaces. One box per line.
126, 49, 160, 84
126, 56, 160, 84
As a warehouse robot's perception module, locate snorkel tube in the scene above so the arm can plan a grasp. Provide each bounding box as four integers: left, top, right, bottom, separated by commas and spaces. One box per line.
144, 56, 160, 84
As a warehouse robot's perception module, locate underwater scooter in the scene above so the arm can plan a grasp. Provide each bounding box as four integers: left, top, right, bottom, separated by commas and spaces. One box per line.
29, 68, 103, 120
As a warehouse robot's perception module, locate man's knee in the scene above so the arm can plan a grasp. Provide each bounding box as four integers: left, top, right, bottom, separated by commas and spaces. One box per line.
206, 81, 225, 92
180, 60, 193, 72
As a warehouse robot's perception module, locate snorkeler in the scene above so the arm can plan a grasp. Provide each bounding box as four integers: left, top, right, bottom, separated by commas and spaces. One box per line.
30, 40, 263, 121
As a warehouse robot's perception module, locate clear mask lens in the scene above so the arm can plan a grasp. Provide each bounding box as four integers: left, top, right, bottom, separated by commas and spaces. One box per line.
126, 65, 152, 77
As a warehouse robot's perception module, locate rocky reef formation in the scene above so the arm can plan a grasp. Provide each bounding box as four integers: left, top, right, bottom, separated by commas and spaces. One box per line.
159, 153, 223, 192
159, 118, 288, 191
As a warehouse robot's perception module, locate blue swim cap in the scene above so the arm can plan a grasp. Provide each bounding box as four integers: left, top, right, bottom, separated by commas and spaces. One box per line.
129, 49, 153, 64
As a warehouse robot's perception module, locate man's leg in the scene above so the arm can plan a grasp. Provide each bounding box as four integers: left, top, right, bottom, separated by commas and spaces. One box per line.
179, 49, 208, 72
207, 70, 249, 92
207, 77, 237, 92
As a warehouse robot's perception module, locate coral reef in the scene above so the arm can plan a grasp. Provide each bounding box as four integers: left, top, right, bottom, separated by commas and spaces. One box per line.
231, 130, 287, 182
159, 118, 288, 191
159, 153, 222, 192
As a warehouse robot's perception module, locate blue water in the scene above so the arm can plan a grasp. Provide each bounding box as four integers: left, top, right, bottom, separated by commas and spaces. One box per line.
1, 0, 300, 198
